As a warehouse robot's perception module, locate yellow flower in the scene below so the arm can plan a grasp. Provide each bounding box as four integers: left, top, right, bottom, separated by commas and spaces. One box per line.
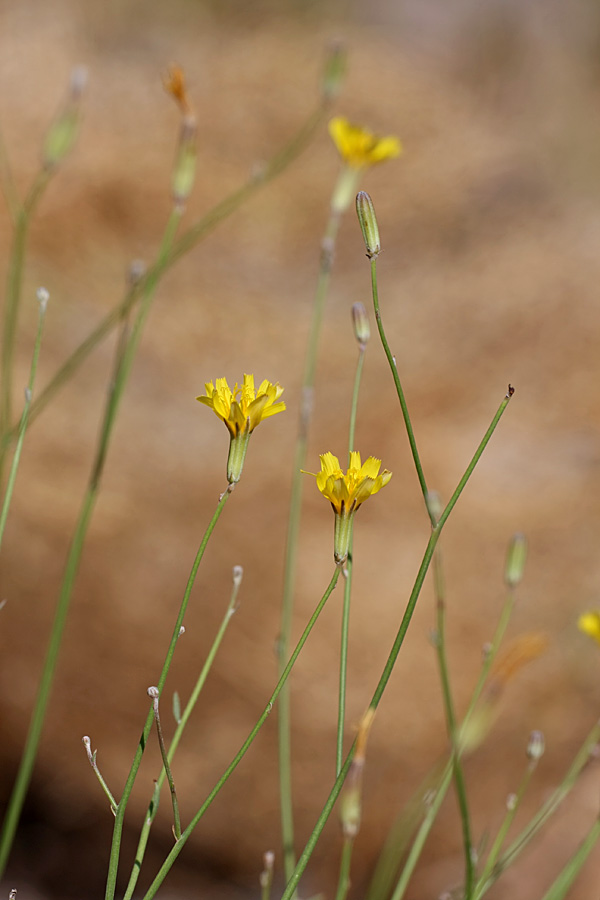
578, 611, 600, 646
197, 375, 285, 484
328, 116, 402, 170
304, 451, 392, 563
197, 374, 285, 438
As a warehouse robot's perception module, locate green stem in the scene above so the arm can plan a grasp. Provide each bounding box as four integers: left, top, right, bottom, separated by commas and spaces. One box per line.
433, 544, 474, 897
122, 565, 242, 899
0, 211, 180, 880
280, 388, 513, 900
475, 761, 535, 894
389, 761, 454, 900
336, 347, 365, 776
369, 258, 432, 524
0, 171, 50, 478
0, 291, 47, 552
334, 837, 354, 900
539, 816, 600, 900
278, 198, 345, 882
148, 687, 182, 841
82, 736, 118, 815
104, 487, 232, 900
486, 720, 600, 890
0, 101, 329, 459
139, 568, 341, 900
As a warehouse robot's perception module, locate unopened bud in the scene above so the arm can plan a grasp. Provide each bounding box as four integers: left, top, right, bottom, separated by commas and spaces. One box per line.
339, 708, 375, 839
233, 565, 244, 587
128, 260, 146, 287
351, 303, 370, 349
43, 66, 87, 170
36, 287, 49, 312
172, 116, 197, 209
426, 490, 443, 524
321, 40, 347, 102
505, 533, 527, 588
355, 191, 381, 259
527, 730, 545, 762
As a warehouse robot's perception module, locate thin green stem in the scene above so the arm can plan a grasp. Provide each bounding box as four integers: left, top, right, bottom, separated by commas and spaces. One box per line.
336, 561, 352, 778
122, 566, 242, 899
278, 198, 345, 883
336, 347, 365, 776
280, 389, 513, 900
433, 544, 475, 898
389, 761, 454, 900
104, 486, 232, 900
485, 720, 600, 890
334, 837, 354, 900
82, 737, 118, 815
139, 568, 341, 900
0, 291, 47, 552
148, 688, 182, 841
465, 587, 517, 720
475, 761, 536, 893
539, 816, 600, 900
0, 211, 180, 880
0, 101, 329, 459
0, 171, 50, 478
369, 258, 433, 524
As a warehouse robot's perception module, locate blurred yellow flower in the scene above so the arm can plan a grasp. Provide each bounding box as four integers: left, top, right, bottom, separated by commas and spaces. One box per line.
328, 116, 402, 169
197, 375, 285, 438
578, 611, 600, 646
197, 375, 285, 484
304, 452, 391, 563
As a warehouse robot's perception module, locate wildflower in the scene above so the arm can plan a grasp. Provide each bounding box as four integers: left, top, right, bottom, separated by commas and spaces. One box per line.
578, 611, 600, 646
329, 117, 401, 170
303, 451, 392, 564
197, 375, 285, 485
328, 116, 401, 214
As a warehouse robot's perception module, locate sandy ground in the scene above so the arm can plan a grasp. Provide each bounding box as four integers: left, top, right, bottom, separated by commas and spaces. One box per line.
2, 0, 600, 897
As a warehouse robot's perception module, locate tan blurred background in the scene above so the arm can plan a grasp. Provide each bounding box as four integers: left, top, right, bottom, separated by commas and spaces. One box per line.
2, 0, 600, 897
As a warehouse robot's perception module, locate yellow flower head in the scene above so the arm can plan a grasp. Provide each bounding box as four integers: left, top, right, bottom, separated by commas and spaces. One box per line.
578, 611, 600, 646
328, 116, 402, 169
197, 374, 285, 438
304, 452, 391, 564
197, 375, 285, 485
309, 451, 392, 514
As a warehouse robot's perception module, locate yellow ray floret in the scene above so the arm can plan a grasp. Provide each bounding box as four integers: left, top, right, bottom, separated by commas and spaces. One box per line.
578, 611, 600, 646
328, 116, 402, 169
308, 451, 392, 515
197, 374, 285, 438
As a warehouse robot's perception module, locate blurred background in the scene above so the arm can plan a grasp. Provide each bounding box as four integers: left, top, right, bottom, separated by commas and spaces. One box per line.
2, 0, 600, 897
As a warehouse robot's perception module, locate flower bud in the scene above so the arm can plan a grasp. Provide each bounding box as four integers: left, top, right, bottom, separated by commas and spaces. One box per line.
355, 191, 381, 259
172, 116, 197, 209
351, 302, 370, 350
527, 730, 545, 762
505, 533, 527, 588
42, 66, 87, 170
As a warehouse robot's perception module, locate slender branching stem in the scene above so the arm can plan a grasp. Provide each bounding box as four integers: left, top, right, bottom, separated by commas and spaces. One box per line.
0, 290, 47, 553
280, 388, 513, 900
122, 565, 243, 899
0, 171, 50, 480
0, 211, 181, 880
139, 568, 341, 900
104, 486, 232, 900
369, 258, 433, 523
